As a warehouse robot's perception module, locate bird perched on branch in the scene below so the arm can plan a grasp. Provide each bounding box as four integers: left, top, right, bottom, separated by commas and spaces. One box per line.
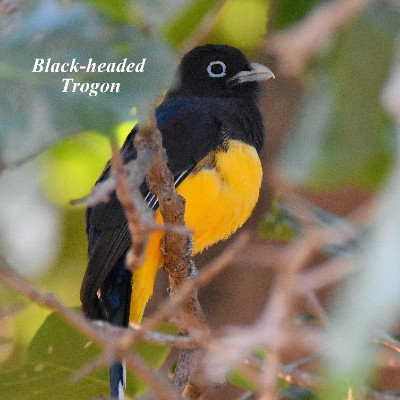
80, 44, 274, 398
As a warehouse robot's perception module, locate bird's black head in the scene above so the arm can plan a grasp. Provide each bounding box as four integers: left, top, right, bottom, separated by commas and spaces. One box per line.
168, 44, 274, 99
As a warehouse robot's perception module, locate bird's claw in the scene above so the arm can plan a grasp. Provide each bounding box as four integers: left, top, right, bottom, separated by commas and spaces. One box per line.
186, 235, 194, 257
189, 259, 197, 278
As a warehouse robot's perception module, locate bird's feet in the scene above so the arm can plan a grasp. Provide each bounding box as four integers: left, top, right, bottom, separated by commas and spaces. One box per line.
186, 235, 194, 257
189, 259, 197, 278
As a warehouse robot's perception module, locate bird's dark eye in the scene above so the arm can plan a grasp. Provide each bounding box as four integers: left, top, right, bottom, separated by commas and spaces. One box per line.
207, 61, 226, 78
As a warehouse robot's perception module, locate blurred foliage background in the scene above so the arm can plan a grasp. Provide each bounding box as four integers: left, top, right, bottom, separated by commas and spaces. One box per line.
0, 0, 399, 399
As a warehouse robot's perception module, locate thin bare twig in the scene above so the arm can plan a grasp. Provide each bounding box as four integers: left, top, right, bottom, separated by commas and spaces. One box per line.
180, 0, 229, 55
278, 357, 321, 391
243, 355, 321, 394
297, 257, 353, 294
266, 0, 374, 76
143, 121, 208, 397
71, 354, 111, 384
0, 302, 25, 319
256, 231, 321, 399
96, 320, 200, 349
111, 136, 154, 271
0, 258, 178, 400
304, 292, 328, 326
70, 173, 117, 206
205, 228, 328, 386
375, 331, 400, 354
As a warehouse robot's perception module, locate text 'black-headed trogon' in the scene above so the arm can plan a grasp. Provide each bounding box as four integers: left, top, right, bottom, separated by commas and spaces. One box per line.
80, 44, 274, 398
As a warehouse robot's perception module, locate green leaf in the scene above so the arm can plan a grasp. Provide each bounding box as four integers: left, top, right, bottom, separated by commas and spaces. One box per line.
86, 0, 135, 24
131, 321, 178, 394
0, 311, 177, 399
228, 349, 265, 393
206, 0, 270, 54
40, 131, 114, 206
251, 347, 268, 361
88, 0, 194, 31
162, 0, 221, 48
279, 2, 399, 192
258, 197, 298, 241
0, 0, 175, 166
228, 368, 259, 393
272, 0, 321, 30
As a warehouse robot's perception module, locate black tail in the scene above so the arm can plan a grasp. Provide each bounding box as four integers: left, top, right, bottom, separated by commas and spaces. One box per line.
110, 361, 125, 399
96, 261, 132, 399
81, 126, 138, 399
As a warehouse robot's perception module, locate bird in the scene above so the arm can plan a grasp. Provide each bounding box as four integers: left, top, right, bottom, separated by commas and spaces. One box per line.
80, 44, 274, 399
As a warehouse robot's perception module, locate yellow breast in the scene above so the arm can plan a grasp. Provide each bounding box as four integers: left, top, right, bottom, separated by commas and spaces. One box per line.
177, 139, 263, 253
130, 139, 262, 322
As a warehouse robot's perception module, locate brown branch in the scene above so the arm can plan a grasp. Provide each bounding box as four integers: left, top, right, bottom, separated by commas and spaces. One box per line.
71, 354, 111, 384
143, 121, 207, 396
145, 124, 195, 299
96, 320, 201, 349
0, 258, 178, 400
174, 348, 202, 395
266, 0, 374, 76
144, 126, 249, 397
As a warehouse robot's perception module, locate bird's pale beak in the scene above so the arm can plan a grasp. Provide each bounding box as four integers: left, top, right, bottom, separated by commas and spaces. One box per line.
228, 63, 275, 85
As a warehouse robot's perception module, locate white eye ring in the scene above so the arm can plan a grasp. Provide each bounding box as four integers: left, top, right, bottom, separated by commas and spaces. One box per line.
207, 61, 226, 78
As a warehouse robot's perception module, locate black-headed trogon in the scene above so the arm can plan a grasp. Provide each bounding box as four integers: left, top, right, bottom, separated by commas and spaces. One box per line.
80, 44, 274, 399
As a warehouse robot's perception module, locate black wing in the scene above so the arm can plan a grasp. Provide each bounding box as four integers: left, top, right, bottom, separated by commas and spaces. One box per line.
80, 97, 223, 321
80, 126, 139, 321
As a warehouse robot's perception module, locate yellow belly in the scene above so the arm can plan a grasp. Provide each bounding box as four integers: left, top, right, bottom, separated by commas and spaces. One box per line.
130, 140, 262, 322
